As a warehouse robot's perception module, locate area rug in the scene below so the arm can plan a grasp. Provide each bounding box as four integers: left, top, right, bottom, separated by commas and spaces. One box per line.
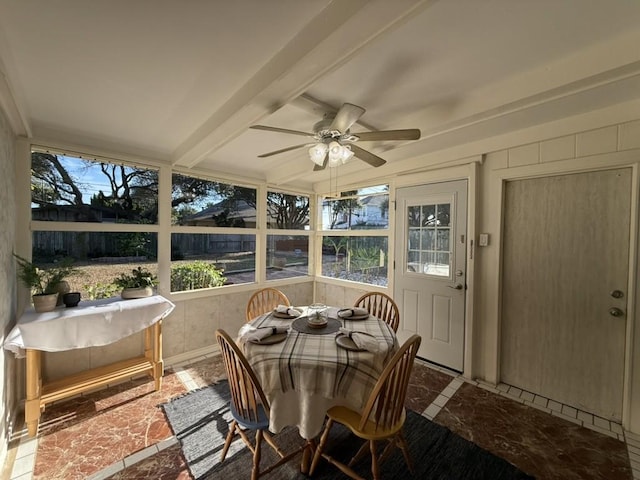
160, 381, 535, 479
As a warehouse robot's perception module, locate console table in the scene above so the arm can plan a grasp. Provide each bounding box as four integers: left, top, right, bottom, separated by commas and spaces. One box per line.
4, 295, 175, 436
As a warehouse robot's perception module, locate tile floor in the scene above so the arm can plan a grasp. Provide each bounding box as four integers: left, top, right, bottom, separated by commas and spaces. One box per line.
4, 354, 636, 480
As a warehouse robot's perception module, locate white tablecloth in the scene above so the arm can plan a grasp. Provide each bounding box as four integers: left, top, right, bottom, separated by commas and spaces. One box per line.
3, 295, 175, 357
242, 306, 398, 439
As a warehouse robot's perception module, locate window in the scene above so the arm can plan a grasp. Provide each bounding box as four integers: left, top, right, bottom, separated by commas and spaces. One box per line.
32, 231, 158, 299
30, 148, 159, 299
26, 147, 317, 300
170, 173, 257, 292
320, 185, 389, 286
266, 191, 310, 229
322, 185, 389, 230
172, 173, 256, 227
266, 235, 309, 280
265, 190, 310, 280
407, 203, 451, 277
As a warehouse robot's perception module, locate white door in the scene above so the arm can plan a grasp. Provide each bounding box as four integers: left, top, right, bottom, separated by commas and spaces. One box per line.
394, 180, 467, 371
500, 168, 631, 420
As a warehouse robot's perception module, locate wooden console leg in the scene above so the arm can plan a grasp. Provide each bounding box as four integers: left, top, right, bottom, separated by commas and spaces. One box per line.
146, 321, 163, 390
25, 349, 42, 437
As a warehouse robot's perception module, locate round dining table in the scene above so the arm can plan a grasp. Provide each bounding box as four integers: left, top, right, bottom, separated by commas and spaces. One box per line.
240, 305, 398, 441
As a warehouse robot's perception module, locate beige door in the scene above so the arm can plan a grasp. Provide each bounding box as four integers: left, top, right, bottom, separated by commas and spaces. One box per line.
501, 168, 631, 421
394, 180, 467, 371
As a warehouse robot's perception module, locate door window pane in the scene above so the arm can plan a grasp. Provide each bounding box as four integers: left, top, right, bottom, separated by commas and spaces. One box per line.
406, 202, 452, 277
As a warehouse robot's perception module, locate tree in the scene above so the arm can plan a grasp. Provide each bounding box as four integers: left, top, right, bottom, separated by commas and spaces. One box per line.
31, 152, 159, 223
32, 152, 85, 207
326, 190, 360, 229
267, 192, 309, 229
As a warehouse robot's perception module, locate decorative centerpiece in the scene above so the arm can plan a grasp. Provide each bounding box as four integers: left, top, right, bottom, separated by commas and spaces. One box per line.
307, 303, 328, 328
113, 266, 158, 299
14, 254, 80, 313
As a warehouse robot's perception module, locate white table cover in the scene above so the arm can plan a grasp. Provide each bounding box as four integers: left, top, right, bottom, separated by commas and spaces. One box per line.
242, 306, 398, 439
4, 295, 175, 357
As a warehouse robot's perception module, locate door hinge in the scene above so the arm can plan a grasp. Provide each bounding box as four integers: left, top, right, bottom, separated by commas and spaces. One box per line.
469, 239, 474, 260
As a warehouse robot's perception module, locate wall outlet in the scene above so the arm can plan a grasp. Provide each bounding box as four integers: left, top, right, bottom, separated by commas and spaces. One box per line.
479, 233, 490, 246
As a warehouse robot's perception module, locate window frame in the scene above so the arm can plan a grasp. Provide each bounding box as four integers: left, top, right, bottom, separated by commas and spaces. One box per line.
21, 144, 394, 303
317, 183, 391, 289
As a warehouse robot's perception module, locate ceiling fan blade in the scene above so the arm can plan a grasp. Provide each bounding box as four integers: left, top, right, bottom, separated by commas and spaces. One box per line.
250, 125, 315, 137
355, 129, 421, 142
257, 144, 309, 158
350, 144, 386, 168
330, 103, 365, 132
313, 154, 328, 171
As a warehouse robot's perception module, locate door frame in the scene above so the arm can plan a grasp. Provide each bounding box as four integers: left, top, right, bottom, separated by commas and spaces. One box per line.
393, 161, 479, 377
488, 150, 640, 430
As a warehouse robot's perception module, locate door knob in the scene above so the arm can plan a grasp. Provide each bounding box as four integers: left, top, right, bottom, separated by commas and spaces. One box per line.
610, 290, 624, 299
609, 307, 624, 317
448, 284, 463, 290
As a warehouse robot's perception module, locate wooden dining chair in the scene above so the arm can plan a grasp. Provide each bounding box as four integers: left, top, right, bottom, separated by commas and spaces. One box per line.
246, 287, 290, 322
354, 292, 400, 332
215, 329, 304, 480
309, 334, 422, 480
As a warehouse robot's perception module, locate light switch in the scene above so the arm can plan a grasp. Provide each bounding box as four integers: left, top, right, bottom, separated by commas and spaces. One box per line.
479, 233, 490, 246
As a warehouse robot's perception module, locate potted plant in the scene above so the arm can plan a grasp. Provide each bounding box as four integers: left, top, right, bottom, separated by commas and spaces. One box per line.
14, 254, 80, 312
113, 266, 158, 299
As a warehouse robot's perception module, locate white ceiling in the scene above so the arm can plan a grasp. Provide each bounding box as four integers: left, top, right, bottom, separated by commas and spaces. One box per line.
1, 0, 640, 190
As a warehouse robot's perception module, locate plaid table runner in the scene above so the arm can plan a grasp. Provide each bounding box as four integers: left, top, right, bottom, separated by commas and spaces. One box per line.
242, 307, 398, 412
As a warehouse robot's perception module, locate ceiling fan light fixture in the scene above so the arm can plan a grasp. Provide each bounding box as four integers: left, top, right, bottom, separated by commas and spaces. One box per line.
340, 144, 354, 162
308, 143, 328, 165
326, 141, 353, 167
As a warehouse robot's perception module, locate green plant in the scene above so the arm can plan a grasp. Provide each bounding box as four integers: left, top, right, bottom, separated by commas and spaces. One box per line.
84, 282, 120, 300
350, 247, 383, 271
170, 261, 226, 291
113, 266, 158, 289
14, 253, 79, 295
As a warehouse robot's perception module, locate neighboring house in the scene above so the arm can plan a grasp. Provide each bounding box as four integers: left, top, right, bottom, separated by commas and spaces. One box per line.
179, 199, 257, 228
328, 194, 389, 229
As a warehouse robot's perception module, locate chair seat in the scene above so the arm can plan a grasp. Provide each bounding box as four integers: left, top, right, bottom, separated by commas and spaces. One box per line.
327, 405, 406, 441
230, 402, 270, 431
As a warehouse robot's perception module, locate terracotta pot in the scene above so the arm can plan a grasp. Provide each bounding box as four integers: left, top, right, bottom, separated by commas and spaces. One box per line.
53, 280, 71, 306
120, 286, 153, 299
32, 293, 59, 313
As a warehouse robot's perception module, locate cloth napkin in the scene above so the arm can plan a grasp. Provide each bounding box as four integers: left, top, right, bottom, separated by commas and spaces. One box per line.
275, 304, 301, 317
338, 327, 381, 353
238, 324, 288, 343
337, 307, 369, 318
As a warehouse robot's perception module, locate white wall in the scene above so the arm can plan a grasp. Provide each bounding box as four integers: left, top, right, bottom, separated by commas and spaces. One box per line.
473, 116, 640, 431
0, 105, 17, 469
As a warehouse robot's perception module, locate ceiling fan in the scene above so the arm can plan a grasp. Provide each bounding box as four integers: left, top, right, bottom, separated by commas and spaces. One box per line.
250, 103, 421, 171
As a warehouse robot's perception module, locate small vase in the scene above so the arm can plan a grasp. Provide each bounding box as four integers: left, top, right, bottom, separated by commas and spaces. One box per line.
121, 286, 153, 299
62, 292, 81, 308
32, 293, 59, 313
